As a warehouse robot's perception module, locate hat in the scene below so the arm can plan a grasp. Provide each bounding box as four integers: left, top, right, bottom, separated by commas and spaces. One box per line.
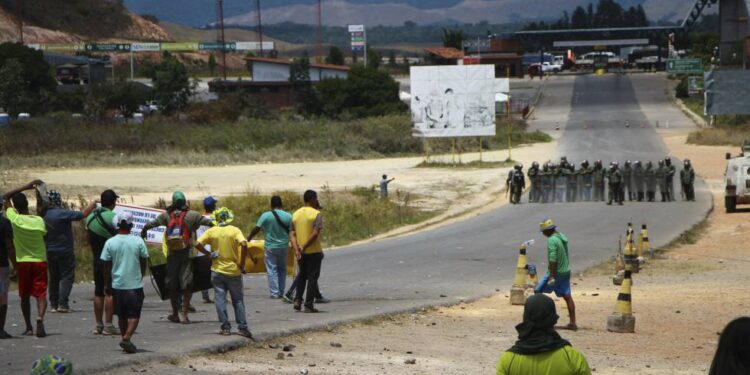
212, 207, 235, 227
172, 191, 186, 205
203, 196, 218, 207
112, 211, 134, 229
539, 219, 557, 232
47, 190, 63, 208
101, 189, 119, 205
31, 354, 73, 375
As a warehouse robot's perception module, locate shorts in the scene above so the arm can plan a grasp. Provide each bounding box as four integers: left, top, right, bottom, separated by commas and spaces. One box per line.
166, 249, 193, 293
90, 232, 112, 298
535, 272, 571, 297
0, 267, 9, 304
113, 288, 145, 319
17, 262, 48, 299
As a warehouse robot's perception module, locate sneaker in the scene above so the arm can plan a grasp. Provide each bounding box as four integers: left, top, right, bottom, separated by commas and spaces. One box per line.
303, 306, 319, 314
92, 324, 104, 335
50, 307, 58, 313
35, 320, 46, 338
282, 295, 294, 304
167, 314, 180, 323
315, 296, 331, 304
238, 328, 255, 340
219, 329, 231, 336
0, 330, 12, 339
119, 340, 138, 354
293, 301, 302, 311
102, 324, 121, 336
56, 307, 70, 313
187, 305, 197, 313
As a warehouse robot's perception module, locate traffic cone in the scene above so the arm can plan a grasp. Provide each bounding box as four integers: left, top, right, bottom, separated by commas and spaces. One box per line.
638, 223, 651, 259
607, 264, 635, 333
510, 244, 531, 305
623, 231, 640, 273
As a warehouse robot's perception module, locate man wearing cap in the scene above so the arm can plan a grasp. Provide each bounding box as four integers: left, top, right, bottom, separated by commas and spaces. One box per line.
141, 191, 212, 324
43, 190, 98, 313
86, 189, 120, 335
195, 207, 252, 338
3, 180, 49, 337
195, 196, 218, 304
248, 196, 293, 299
100, 212, 149, 354
536, 219, 577, 331
290, 190, 325, 313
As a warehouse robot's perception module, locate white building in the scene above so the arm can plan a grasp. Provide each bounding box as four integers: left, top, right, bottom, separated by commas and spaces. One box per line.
245, 57, 349, 82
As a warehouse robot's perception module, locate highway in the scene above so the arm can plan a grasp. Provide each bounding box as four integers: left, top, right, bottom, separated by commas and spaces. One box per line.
0, 73, 711, 374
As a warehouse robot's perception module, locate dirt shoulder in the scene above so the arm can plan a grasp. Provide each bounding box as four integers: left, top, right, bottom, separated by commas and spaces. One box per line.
111, 133, 746, 375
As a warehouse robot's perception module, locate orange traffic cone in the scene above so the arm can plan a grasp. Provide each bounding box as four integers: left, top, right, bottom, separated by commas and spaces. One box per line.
510, 243, 531, 305
607, 264, 635, 333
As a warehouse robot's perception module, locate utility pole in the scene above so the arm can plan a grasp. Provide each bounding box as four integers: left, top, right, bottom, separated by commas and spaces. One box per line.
316, 0, 323, 63
217, 0, 227, 80
256, 0, 264, 57
15, 0, 24, 44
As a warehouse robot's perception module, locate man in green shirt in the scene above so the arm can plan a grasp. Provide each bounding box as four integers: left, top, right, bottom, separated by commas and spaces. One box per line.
535, 219, 577, 331
3, 180, 49, 337
85, 189, 120, 335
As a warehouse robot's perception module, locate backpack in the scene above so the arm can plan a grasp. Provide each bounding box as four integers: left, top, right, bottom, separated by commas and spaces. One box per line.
165, 211, 190, 252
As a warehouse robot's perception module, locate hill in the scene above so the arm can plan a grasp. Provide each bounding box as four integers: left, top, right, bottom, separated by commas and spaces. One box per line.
0, 0, 169, 43
126, 0, 692, 27
160, 22, 298, 51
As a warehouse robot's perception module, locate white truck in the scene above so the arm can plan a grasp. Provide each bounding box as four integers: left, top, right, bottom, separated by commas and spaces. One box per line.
724, 140, 750, 212
541, 61, 562, 73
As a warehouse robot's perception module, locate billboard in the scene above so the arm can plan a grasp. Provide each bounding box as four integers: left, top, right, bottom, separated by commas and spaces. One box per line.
235, 41, 275, 51
161, 42, 199, 52
410, 65, 496, 138
131, 43, 160, 52
704, 70, 750, 116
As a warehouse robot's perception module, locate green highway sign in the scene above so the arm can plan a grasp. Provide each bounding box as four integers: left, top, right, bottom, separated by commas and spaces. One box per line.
198, 42, 236, 51
666, 58, 702, 74
85, 43, 131, 52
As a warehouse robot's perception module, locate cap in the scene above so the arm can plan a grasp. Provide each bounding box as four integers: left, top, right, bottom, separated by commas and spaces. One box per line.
203, 196, 218, 207
539, 219, 557, 232
101, 189, 119, 205
172, 191, 186, 205
112, 211, 134, 229
212, 207, 235, 227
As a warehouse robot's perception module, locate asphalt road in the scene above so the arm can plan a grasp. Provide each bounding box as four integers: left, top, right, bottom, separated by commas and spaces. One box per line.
0, 74, 711, 374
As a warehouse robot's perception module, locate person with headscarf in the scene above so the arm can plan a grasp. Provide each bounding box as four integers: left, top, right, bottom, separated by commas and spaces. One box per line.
195, 207, 253, 338
496, 294, 591, 375
141, 191, 212, 324
709, 317, 750, 375
43, 189, 98, 313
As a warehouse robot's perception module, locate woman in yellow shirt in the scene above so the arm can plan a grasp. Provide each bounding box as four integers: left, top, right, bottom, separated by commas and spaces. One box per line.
497, 294, 591, 375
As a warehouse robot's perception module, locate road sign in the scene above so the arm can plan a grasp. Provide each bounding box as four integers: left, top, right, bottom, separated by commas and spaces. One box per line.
666, 58, 702, 74
161, 42, 199, 52
348, 24, 364, 33
131, 42, 160, 52
85, 43, 131, 52
688, 76, 704, 95
198, 42, 236, 51
235, 41, 275, 51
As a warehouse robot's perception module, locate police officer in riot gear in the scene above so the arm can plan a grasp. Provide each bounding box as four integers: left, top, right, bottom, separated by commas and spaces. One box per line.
607, 162, 624, 205
528, 161, 541, 203
680, 159, 696, 201
507, 163, 526, 204
665, 157, 676, 201
622, 160, 634, 201
633, 160, 646, 201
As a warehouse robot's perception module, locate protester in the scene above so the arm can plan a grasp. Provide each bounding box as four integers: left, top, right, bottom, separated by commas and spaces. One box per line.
30, 354, 73, 375
380, 175, 395, 199
535, 219, 577, 331
43, 190, 97, 313
708, 317, 750, 375
3, 181, 49, 337
0, 196, 13, 339
247, 196, 292, 299
195, 196, 218, 304
142, 191, 212, 324
100, 212, 149, 354
496, 294, 591, 375
85, 189, 120, 335
290, 190, 325, 313
195, 207, 253, 338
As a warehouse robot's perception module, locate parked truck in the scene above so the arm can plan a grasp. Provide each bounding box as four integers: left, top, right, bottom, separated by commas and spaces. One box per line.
724, 140, 750, 212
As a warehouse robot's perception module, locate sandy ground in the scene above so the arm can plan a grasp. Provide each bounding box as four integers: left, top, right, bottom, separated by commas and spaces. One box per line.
107, 131, 750, 375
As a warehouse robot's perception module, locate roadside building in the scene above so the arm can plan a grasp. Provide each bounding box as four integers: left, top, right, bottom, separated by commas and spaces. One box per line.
461, 37, 525, 78
43, 53, 108, 86
424, 47, 464, 65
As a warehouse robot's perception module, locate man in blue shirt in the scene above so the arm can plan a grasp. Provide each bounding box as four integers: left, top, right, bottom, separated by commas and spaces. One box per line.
101, 212, 149, 354
248, 196, 292, 299
43, 190, 97, 313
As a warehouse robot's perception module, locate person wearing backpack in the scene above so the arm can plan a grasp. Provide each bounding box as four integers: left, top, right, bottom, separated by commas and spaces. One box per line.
247, 196, 292, 299
85, 189, 120, 335
141, 192, 212, 324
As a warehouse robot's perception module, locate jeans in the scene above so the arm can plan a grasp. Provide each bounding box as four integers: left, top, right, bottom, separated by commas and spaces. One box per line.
211, 272, 247, 331
294, 252, 323, 307
264, 247, 288, 298
48, 251, 75, 309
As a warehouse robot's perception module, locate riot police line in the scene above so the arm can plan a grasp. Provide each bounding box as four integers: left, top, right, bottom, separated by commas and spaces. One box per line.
506, 157, 696, 205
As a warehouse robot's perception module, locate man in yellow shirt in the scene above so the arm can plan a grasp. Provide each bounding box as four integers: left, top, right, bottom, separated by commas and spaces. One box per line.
496, 294, 591, 375
290, 190, 324, 313
195, 207, 252, 339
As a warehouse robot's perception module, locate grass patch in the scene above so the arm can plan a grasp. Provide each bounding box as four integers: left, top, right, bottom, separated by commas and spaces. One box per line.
681, 95, 750, 146
416, 160, 515, 169
0, 114, 551, 168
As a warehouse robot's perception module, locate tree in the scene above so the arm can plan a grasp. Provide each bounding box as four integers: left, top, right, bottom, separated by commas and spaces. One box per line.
326, 46, 345, 65
0, 43, 57, 115
441, 28, 465, 50
635, 5, 648, 27
208, 53, 217, 77
0, 59, 27, 116
367, 47, 381, 69
289, 52, 311, 83
337, 65, 404, 118
143, 51, 192, 114
571, 6, 588, 29
594, 0, 625, 28
388, 50, 397, 68
289, 53, 319, 116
